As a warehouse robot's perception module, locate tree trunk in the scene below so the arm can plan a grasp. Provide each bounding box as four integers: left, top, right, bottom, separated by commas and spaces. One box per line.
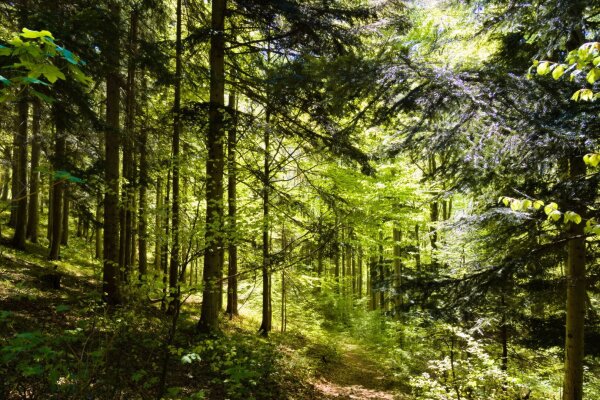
563, 155, 587, 400
61, 183, 69, 246
103, 1, 122, 305
393, 226, 402, 313
95, 194, 102, 259
378, 229, 385, 311
169, 0, 182, 305
258, 106, 272, 337
138, 77, 149, 279
358, 246, 363, 299
198, 0, 226, 333
12, 98, 29, 249
26, 98, 41, 243
155, 176, 163, 272
48, 106, 65, 261
226, 89, 238, 318
281, 224, 287, 333
369, 254, 377, 310
9, 128, 18, 228
0, 143, 10, 201
119, 10, 138, 282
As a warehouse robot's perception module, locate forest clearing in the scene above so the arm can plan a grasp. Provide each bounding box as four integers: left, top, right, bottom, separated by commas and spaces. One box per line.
1, 0, 600, 399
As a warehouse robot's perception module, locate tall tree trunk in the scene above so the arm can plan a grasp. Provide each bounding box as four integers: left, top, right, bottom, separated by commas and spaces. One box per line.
393, 226, 402, 313
138, 78, 149, 279
9, 120, 18, 228
281, 224, 287, 333
415, 224, 421, 272
12, 98, 29, 249
95, 194, 102, 259
169, 0, 182, 301
198, 0, 226, 333
378, 229, 385, 311
563, 155, 587, 400
258, 105, 272, 336
48, 106, 65, 261
226, 90, 238, 318
357, 246, 363, 299
61, 183, 69, 246
26, 98, 41, 243
369, 254, 377, 310
103, 1, 122, 305
119, 10, 138, 282
0, 145, 9, 202
47, 182, 53, 240
155, 176, 163, 272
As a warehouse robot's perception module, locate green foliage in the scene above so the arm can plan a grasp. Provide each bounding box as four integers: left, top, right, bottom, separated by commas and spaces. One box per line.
0, 28, 91, 102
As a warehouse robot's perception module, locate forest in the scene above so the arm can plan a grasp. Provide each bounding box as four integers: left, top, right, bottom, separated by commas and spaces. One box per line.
0, 0, 599, 399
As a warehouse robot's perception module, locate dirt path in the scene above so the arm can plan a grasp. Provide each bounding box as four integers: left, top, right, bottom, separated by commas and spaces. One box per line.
314, 342, 405, 400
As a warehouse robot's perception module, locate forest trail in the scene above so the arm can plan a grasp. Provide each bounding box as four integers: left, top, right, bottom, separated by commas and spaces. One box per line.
314, 341, 404, 400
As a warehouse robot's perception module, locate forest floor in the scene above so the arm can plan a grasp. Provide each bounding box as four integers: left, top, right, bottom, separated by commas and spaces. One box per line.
313, 340, 403, 399
0, 232, 409, 399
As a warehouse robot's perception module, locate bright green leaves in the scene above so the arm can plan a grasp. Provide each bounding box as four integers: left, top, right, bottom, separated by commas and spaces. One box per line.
584, 153, 600, 167
587, 68, 600, 84
0, 28, 91, 102
20, 28, 54, 39
536, 61, 551, 76
543, 202, 558, 214
499, 197, 586, 226
533, 200, 544, 210
571, 88, 596, 101
564, 211, 582, 225
533, 42, 600, 102
552, 64, 565, 80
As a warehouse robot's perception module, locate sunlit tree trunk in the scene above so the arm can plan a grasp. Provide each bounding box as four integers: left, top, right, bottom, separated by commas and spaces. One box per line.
26, 98, 41, 243
61, 183, 69, 246
48, 105, 65, 261
169, 0, 182, 308
563, 155, 587, 400
393, 225, 402, 314
198, 0, 226, 333
259, 106, 272, 336
12, 98, 29, 250
357, 246, 363, 299
103, 1, 122, 305
226, 89, 238, 318
138, 77, 149, 279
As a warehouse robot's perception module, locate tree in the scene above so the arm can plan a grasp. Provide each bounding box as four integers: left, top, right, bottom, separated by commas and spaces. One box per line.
198, 0, 226, 333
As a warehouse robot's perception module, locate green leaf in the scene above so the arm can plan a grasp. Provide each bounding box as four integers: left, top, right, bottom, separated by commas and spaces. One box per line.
536, 61, 551, 76
21, 28, 54, 39
587, 68, 600, 84
580, 89, 595, 101
544, 202, 558, 215
522, 199, 533, 209
0, 45, 11, 56
533, 200, 544, 210
548, 210, 562, 222
552, 64, 565, 80
501, 197, 510, 207
20, 76, 49, 86
0, 75, 10, 86
39, 64, 65, 83
510, 199, 522, 211
572, 90, 582, 101
565, 211, 582, 225
30, 89, 54, 103
56, 46, 78, 65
